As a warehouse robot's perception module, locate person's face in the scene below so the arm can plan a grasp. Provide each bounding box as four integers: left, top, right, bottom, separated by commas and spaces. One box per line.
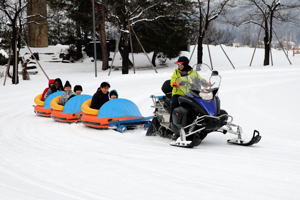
110, 95, 117, 99
75, 90, 82, 95
100, 86, 110, 94
178, 64, 184, 71
64, 86, 71, 92
54, 81, 60, 88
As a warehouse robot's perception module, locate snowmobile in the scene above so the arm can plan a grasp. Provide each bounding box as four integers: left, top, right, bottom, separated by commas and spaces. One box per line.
146, 67, 261, 148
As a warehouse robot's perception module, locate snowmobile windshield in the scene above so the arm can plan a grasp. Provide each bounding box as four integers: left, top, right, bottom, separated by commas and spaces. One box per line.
177, 72, 220, 99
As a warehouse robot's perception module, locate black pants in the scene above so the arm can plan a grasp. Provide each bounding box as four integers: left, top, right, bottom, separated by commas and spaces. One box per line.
170, 95, 180, 123
171, 95, 180, 114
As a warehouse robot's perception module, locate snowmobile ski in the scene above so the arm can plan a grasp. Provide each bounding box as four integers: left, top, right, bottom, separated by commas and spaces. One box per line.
227, 130, 261, 146
170, 140, 194, 148
170, 134, 194, 148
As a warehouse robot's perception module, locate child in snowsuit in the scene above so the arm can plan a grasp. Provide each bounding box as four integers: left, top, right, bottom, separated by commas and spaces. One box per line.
45, 78, 64, 99
59, 81, 75, 105
109, 90, 118, 99
41, 79, 55, 101
90, 82, 110, 109
73, 85, 83, 95
68, 85, 83, 100
54, 78, 64, 91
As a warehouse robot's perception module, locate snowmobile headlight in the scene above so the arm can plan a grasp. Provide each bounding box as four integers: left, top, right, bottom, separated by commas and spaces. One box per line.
199, 91, 213, 101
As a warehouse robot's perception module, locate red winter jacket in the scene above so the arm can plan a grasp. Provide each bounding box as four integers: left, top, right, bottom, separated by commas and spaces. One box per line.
41, 79, 55, 101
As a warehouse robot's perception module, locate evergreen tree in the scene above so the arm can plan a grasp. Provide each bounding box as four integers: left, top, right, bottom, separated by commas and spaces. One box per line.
108, 0, 192, 74
47, 0, 93, 59
134, 17, 191, 66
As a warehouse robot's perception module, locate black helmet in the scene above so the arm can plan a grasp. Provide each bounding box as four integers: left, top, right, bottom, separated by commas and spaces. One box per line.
175, 56, 189, 65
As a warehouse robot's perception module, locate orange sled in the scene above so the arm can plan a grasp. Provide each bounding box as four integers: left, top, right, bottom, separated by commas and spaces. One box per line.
34, 92, 63, 117
34, 105, 52, 117
34, 94, 51, 117
50, 94, 91, 123
81, 98, 151, 132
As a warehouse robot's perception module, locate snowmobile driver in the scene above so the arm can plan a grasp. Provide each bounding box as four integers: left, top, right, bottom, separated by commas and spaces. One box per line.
170, 56, 208, 113
170, 56, 209, 137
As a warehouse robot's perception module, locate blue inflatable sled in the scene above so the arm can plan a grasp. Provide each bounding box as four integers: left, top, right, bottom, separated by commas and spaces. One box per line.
81, 98, 152, 132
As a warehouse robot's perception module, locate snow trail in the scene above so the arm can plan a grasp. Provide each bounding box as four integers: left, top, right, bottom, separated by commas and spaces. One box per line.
1, 46, 300, 200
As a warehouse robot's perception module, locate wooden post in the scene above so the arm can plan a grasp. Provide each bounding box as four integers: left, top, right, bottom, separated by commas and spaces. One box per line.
207, 44, 213, 70
250, 24, 263, 66
108, 36, 120, 76
21, 35, 49, 80
219, 44, 235, 69
131, 28, 158, 73
128, 24, 136, 74
273, 29, 292, 65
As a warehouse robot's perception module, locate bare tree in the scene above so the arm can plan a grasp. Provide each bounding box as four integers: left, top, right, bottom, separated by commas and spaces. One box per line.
193, 0, 232, 64
108, 0, 187, 74
240, 0, 300, 66
0, 0, 28, 84
96, 0, 109, 70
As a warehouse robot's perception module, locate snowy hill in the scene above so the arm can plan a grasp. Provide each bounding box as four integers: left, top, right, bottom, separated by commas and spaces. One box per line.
0, 45, 300, 200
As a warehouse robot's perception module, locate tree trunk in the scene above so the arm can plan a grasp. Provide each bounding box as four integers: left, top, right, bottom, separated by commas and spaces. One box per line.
12, 26, 19, 84
27, 0, 48, 47
263, 20, 270, 66
263, 41, 270, 66
75, 24, 83, 60
151, 51, 157, 67
21, 59, 30, 80
97, 3, 109, 70
119, 32, 130, 74
197, 36, 204, 64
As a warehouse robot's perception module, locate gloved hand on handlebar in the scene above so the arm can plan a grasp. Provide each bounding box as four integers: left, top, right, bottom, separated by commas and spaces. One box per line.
172, 82, 180, 88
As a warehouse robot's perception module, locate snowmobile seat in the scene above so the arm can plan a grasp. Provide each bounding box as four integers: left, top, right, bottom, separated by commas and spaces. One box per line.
160, 80, 172, 113
161, 80, 172, 99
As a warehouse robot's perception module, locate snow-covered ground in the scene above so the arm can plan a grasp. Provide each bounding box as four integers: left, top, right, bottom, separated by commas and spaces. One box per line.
0, 45, 300, 200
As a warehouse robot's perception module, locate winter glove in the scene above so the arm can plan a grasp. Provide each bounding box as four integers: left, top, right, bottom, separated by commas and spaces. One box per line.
172, 82, 180, 88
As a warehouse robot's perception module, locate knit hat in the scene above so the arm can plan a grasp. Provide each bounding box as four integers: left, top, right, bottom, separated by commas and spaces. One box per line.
175, 56, 189, 65
109, 90, 118, 98
48, 79, 55, 86
64, 80, 71, 88
73, 85, 83, 92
